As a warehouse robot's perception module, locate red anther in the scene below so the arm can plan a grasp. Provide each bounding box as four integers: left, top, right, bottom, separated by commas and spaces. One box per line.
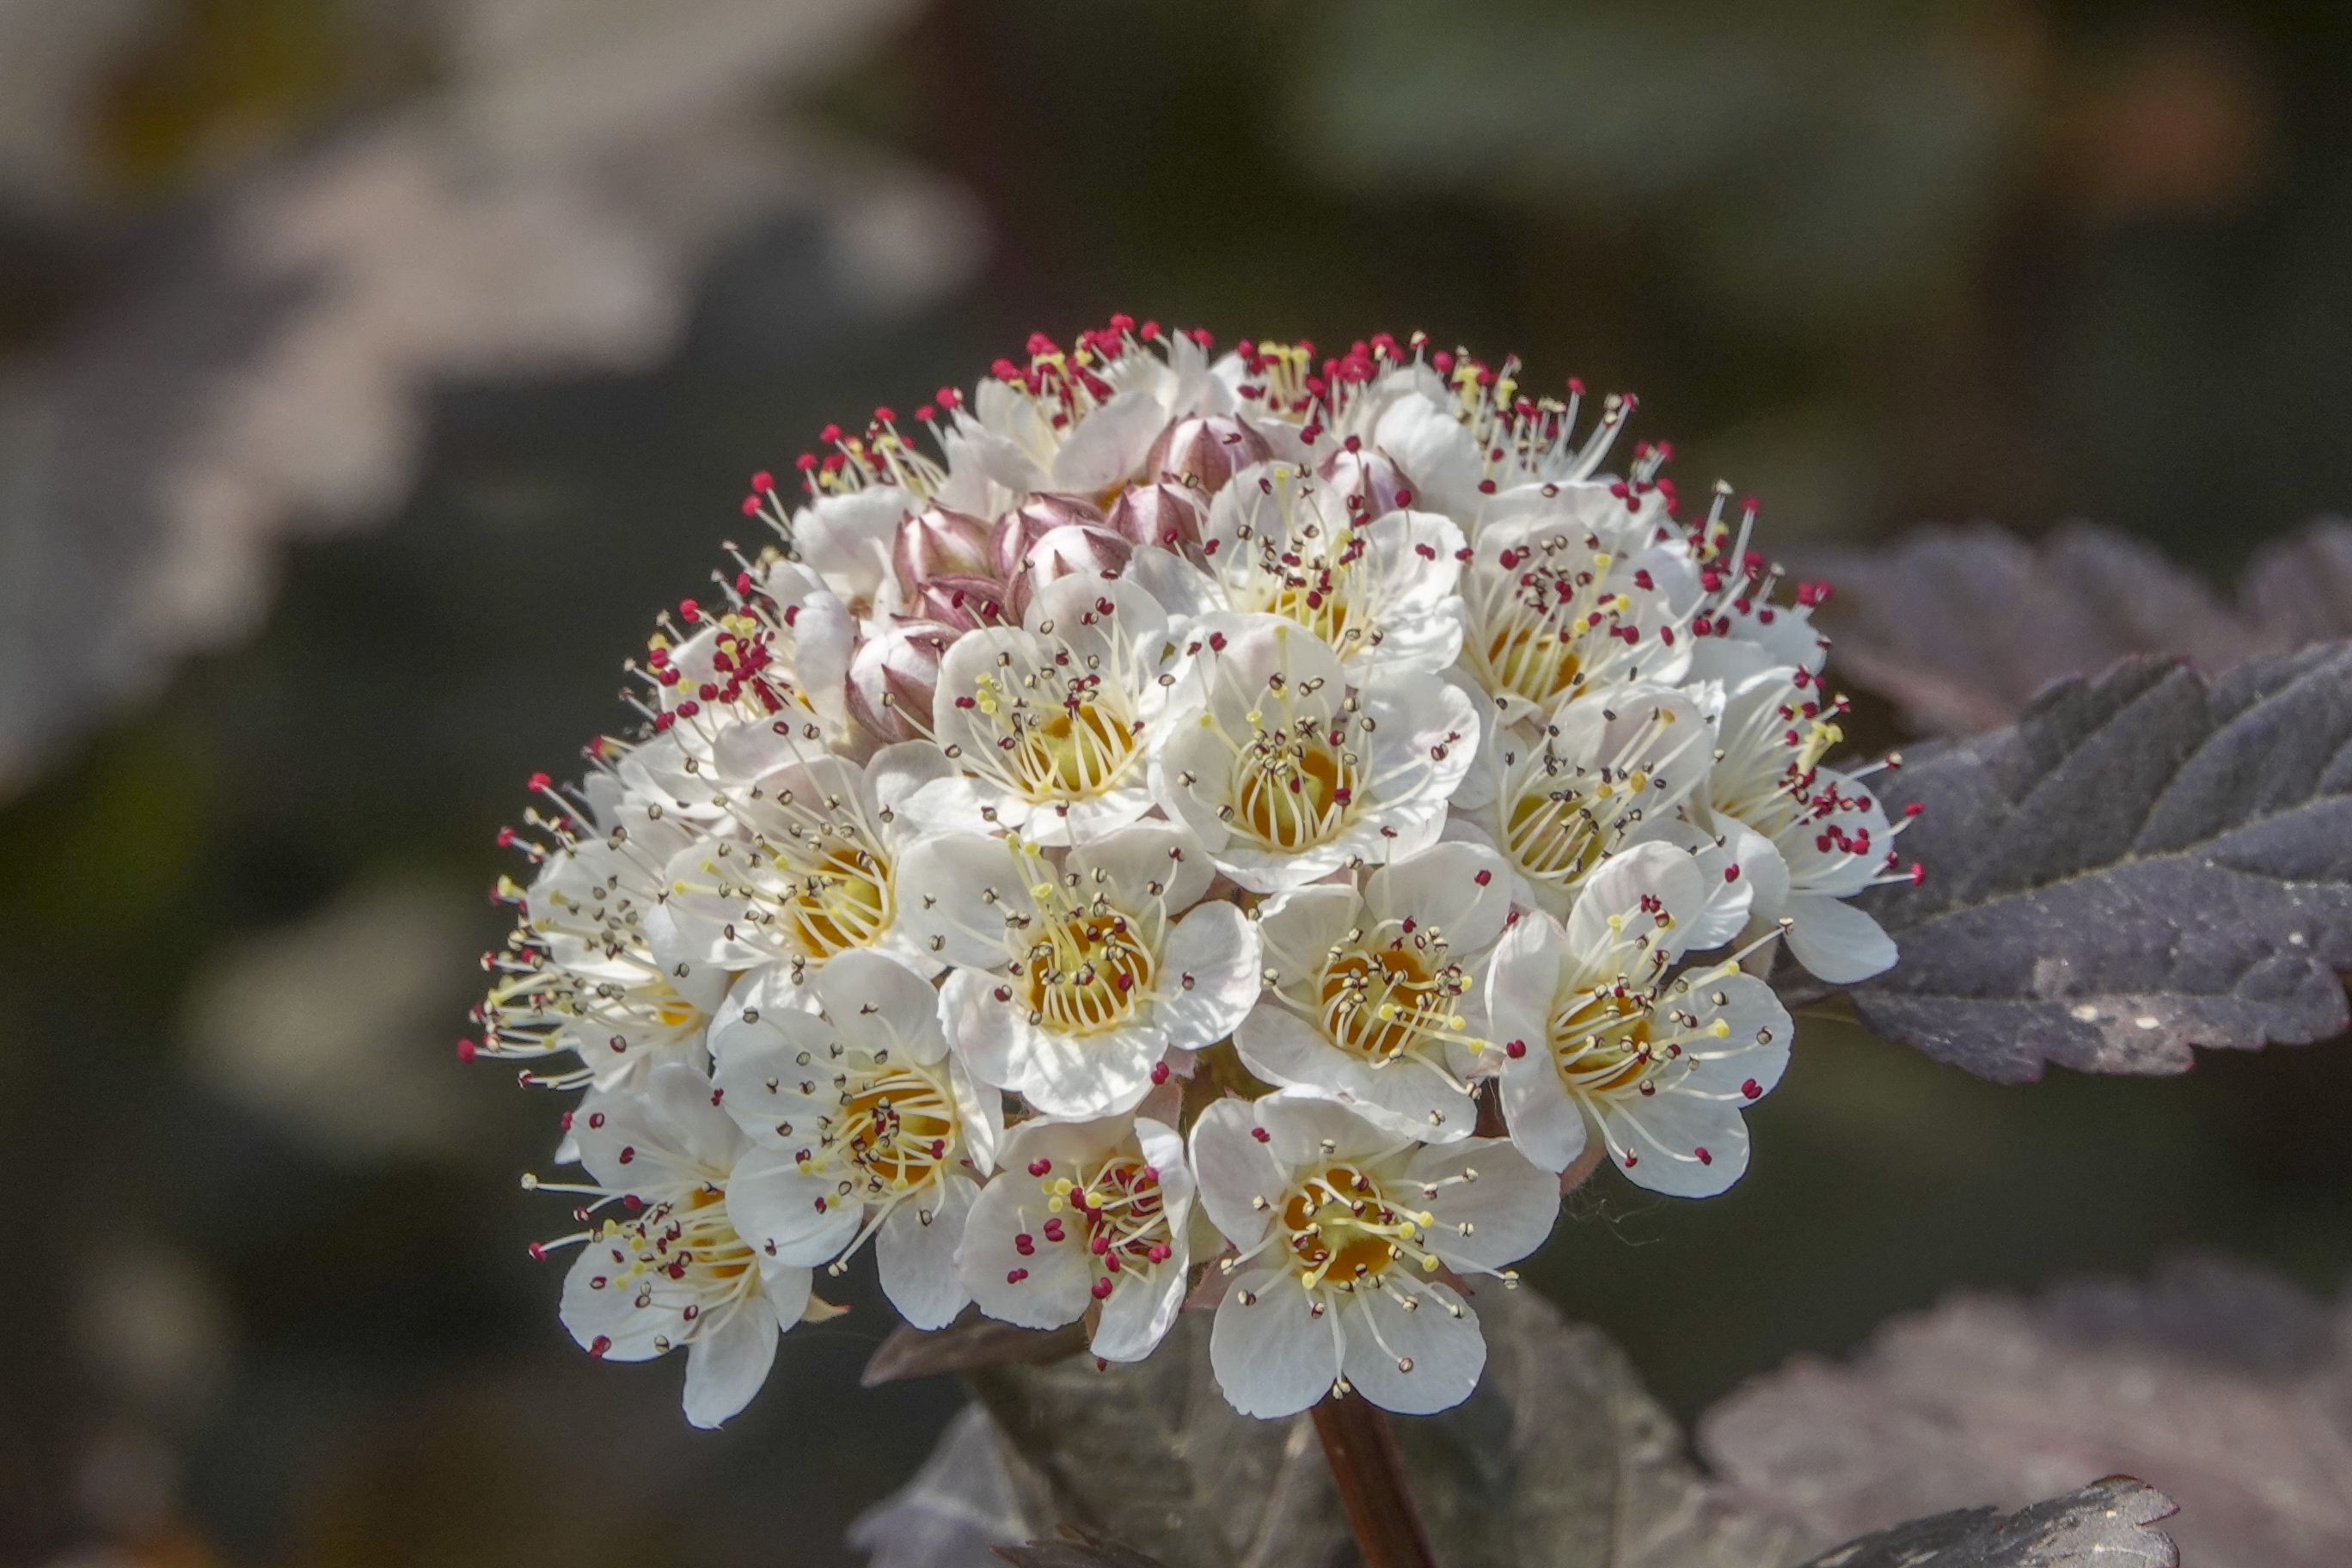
1028, 1157, 1052, 1176
1505, 1039, 1528, 1059
1008, 1268, 1030, 1283
527, 771, 552, 791
678, 598, 701, 622
915, 404, 935, 422
1741, 1079, 1762, 1099
794, 453, 818, 471
1695, 1147, 1712, 1166
590, 1335, 612, 1358
1908, 862, 1928, 885
1251, 1126, 1271, 1142
1091, 1277, 1114, 1300
1632, 569, 1654, 591
1208, 632, 1228, 652
495, 826, 517, 848
741, 495, 761, 516
1108, 312, 1135, 333
677, 701, 700, 717
1043, 1218, 1066, 1240
618, 1145, 635, 1164
751, 470, 774, 492
1140, 319, 1161, 340
873, 406, 896, 424
1395, 488, 1413, 506
1150, 1062, 1171, 1085
623, 1194, 643, 1211
1474, 869, 1493, 886
1566, 377, 1585, 395
1431, 350, 1455, 372
527, 1241, 546, 1261
818, 423, 842, 443
1090, 1235, 1110, 1255
1623, 1152, 1638, 1168
560, 1112, 573, 1130
1478, 479, 1498, 494
1724, 864, 1742, 882
456, 1038, 477, 1062
1014, 1234, 1035, 1255
1148, 1244, 1172, 1264
1904, 802, 1926, 818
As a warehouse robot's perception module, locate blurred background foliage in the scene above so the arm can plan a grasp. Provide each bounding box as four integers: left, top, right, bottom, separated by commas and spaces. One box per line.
4, 1, 2351, 1565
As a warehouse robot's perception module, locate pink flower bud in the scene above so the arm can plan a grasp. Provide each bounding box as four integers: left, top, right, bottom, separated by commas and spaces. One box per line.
892, 507, 994, 600
910, 573, 1014, 633
845, 619, 956, 744
1009, 524, 1131, 620
1105, 481, 1208, 554
1143, 414, 1273, 495
991, 493, 1107, 584
1318, 446, 1414, 517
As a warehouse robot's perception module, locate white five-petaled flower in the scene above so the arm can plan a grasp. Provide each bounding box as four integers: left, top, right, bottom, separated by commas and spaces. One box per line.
906, 574, 1178, 844
1486, 841, 1792, 1197
1453, 494, 1700, 728
1130, 458, 1467, 682
1151, 614, 1476, 893
1450, 683, 1717, 918
622, 564, 857, 809
483, 770, 727, 1096
1236, 841, 1513, 1142
1694, 664, 1900, 984
710, 950, 1001, 1329
653, 738, 952, 984
1191, 1090, 1556, 1418
550, 1062, 814, 1428
901, 822, 1261, 1118
959, 1112, 1194, 1362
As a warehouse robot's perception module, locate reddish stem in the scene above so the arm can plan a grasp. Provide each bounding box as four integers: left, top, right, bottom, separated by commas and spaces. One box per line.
1310, 1393, 1437, 1568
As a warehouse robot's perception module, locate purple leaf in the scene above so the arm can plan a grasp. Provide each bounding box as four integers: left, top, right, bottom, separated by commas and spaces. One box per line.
1833, 647, 2352, 1080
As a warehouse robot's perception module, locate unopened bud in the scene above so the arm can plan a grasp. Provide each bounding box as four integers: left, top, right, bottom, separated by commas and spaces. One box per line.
892, 506, 994, 599
992, 493, 1107, 583
1144, 414, 1273, 496
1105, 481, 1209, 555
1319, 446, 1414, 516
846, 619, 955, 744
1012, 524, 1132, 620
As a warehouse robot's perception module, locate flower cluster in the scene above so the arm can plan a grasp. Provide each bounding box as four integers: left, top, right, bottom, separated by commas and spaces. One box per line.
470, 321, 1913, 1427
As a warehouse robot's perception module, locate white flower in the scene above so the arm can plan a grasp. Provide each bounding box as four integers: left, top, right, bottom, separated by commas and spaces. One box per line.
1693, 665, 1899, 983
1453, 496, 1701, 727
1190, 1090, 1556, 1418
1151, 614, 1477, 893
621, 567, 857, 811
478, 770, 729, 1108
1486, 841, 1792, 1197
959, 1113, 1194, 1362
1451, 683, 1715, 917
940, 323, 1229, 513
903, 575, 1177, 845
549, 1062, 814, 1428
711, 950, 1001, 1330
900, 822, 1261, 1118
652, 738, 952, 983
1236, 842, 1512, 1142
1365, 356, 1650, 524
1130, 459, 1466, 682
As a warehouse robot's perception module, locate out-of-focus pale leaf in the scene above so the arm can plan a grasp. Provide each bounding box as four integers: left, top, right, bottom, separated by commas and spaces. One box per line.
1798, 520, 2352, 738
995, 1525, 1173, 1568
1829, 647, 2352, 1080
963, 1287, 1810, 1568
847, 1405, 1040, 1568
863, 1307, 1090, 1387
1797, 524, 2265, 738
1703, 1255, 2343, 1568
1794, 1479, 2177, 1568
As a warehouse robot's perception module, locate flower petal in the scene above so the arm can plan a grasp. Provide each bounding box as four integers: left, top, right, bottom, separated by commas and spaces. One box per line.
1210, 1269, 1340, 1418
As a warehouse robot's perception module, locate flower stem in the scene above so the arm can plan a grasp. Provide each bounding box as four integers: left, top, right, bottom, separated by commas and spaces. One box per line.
1311, 1393, 1437, 1568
